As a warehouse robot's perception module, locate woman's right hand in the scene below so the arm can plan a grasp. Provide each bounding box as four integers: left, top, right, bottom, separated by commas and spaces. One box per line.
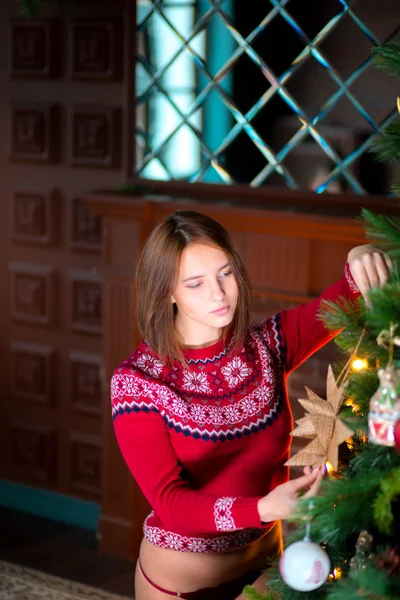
257, 467, 323, 523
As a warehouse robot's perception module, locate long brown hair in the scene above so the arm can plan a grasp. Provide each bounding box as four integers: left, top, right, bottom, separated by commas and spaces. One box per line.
135, 210, 251, 363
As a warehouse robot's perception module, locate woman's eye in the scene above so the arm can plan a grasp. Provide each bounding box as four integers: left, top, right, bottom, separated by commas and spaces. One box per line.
220, 270, 232, 278
187, 282, 202, 289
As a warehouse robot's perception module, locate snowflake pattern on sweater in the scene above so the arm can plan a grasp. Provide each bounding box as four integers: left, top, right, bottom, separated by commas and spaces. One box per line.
111, 264, 360, 553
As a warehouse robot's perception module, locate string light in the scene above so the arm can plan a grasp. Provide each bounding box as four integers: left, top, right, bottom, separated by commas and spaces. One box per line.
328, 567, 343, 581
351, 358, 368, 371
344, 398, 360, 413
333, 567, 343, 579
325, 461, 334, 474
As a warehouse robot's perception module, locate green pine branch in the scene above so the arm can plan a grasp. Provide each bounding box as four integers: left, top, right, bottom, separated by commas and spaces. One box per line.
348, 437, 400, 477
292, 472, 384, 546
370, 121, 400, 163
373, 467, 400, 534
361, 210, 400, 260
327, 565, 400, 600
372, 39, 400, 78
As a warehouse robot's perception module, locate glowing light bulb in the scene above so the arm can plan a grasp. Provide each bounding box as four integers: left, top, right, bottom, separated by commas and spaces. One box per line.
325, 461, 334, 474
328, 567, 343, 581
351, 358, 368, 371
333, 568, 342, 579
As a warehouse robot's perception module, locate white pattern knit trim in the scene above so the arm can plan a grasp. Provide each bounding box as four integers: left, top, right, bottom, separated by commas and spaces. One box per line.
213, 497, 237, 531
143, 512, 266, 553
344, 262, 359, 294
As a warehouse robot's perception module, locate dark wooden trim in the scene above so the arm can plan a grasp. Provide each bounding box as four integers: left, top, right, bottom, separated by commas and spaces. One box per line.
121, 178, 399, 217
85, 194, 367, 243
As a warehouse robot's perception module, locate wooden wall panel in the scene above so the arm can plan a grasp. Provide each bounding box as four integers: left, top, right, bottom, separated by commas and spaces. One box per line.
10, 103, 60, 163
70, 19, 123, 81
244, 233, 310, 295
69, 351, 103, 416
9, 424, 57, 484
0, 0, 129, 538
69, 433, 102, 499
10, 341, 55, 405
12, 189, 58, 246
9, 262, 56, 326
10, 19, 61, 78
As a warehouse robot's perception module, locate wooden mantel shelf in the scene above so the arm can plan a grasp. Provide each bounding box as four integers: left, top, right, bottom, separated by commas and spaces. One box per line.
85, 192, 371, 245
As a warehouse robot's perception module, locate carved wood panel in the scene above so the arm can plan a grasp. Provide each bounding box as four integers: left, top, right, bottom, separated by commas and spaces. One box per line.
10, 19, 61, 78
70, 271, 103, 335
69, 434, 102, 498
10, 103, 60, 164
71, 197, 102, 252
10, 424, 57, 483
9, 262, 56, 326
12, 189, 58, 246
70, 19, 123, 81
71, 106, 121, 168
70, 351, 103, 415
10, 342, 55, 405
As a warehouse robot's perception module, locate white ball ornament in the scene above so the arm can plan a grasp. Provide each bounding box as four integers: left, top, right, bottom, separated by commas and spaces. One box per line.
279, 540, 331, 592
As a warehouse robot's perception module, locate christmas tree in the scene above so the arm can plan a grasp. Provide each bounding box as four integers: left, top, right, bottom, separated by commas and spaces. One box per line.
244, 42, 400, 600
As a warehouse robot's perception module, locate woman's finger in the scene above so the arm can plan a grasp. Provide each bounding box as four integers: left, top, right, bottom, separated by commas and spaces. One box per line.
384, 254, 393, 272
350, 260, 370, 299
362, 253, 380, 289
373, 252, 390, 286
289, 468, 321, 493
303, 469, 324, 498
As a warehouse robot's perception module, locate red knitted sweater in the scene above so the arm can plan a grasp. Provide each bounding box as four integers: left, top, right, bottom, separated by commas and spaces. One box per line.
111, 262, 359, 553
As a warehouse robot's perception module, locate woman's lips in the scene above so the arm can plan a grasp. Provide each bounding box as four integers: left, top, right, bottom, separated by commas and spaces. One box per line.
212, 306, 229, 316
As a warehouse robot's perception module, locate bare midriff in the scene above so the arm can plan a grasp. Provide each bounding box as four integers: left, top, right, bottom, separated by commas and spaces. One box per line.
138, 522, 282, 593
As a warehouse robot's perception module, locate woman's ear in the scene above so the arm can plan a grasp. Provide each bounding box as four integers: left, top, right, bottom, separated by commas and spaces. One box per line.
170, 294, 176, 304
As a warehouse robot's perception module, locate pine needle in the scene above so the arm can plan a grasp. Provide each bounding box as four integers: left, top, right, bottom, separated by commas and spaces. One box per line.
371, 120, 400, 163
372, 40, 400, 78
361, 210, 400, 259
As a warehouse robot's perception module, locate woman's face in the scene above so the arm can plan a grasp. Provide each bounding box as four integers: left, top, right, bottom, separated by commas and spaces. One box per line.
171, 242, 239, 347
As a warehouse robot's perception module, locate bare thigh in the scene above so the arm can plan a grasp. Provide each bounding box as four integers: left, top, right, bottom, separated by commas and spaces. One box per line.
135, 559, 179, 600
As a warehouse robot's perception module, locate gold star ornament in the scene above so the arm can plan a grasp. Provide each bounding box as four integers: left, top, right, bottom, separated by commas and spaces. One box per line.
285, 365, 354, 471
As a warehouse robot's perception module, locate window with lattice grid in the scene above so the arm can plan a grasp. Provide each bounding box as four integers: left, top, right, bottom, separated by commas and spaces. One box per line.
135, 0, 400, 195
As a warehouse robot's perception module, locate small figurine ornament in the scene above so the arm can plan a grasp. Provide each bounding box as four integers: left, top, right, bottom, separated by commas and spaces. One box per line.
394, 418, 400, 452
349, 530, 375, 571
368, 365, 400, 447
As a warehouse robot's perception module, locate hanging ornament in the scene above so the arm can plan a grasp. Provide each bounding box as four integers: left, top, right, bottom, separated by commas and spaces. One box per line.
369, 324, 400, 446
394, 418, 400, 452
368, 365, 400, 446
280, 540, 331, 592
285, 365, 353, 470
279, 502, 331, 592
349, 530, 375, 571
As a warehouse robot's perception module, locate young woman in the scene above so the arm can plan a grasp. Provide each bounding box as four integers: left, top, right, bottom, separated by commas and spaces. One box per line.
111, 210, 390, 600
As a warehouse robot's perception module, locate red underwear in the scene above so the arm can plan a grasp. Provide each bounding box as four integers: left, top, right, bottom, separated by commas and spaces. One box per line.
138, 558, 263, 599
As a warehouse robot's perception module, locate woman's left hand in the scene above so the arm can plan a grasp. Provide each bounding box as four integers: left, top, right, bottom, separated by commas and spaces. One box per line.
347, 245, 392, 300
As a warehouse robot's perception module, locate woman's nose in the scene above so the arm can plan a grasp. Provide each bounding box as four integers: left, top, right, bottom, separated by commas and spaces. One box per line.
210, 279, 224, 300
